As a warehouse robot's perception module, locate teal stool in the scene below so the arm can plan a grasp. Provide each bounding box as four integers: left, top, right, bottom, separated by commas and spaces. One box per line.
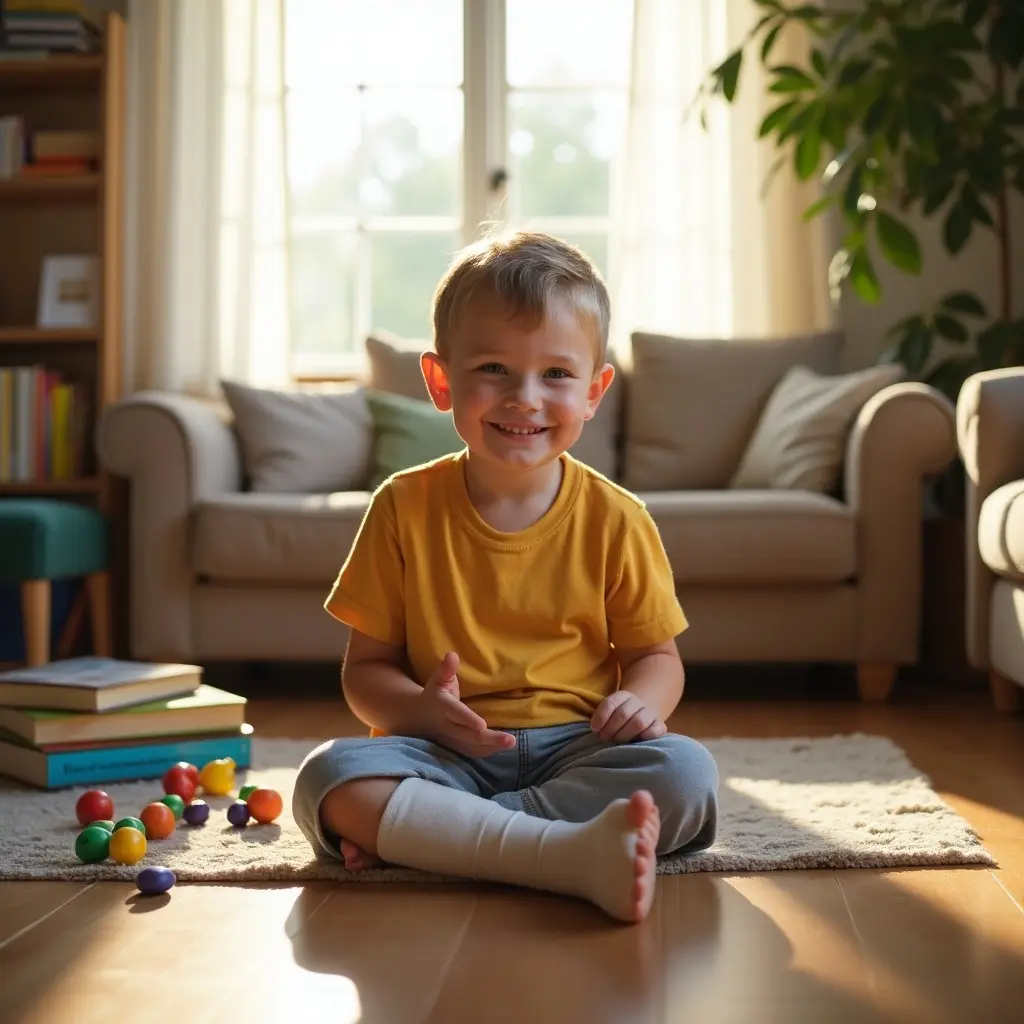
0, 499, 112, 667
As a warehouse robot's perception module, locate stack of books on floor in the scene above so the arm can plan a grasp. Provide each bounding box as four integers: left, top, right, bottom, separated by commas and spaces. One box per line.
0, 656, 253, 788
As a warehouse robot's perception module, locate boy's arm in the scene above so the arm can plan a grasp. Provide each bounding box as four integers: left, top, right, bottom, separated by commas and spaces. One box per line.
617, 639, 685, 720
342, 630, 426, 736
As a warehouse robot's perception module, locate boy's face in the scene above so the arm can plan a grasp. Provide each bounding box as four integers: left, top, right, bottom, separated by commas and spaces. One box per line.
421, 290, 614, 473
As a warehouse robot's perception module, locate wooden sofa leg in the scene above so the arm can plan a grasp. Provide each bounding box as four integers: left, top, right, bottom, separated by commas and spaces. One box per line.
989, 670, 1023, 714
86, 571, 113, 657
857, 663, 897, 702
21, 579, 51, 667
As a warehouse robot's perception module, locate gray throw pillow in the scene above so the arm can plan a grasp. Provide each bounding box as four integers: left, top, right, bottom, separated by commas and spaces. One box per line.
220, 378, 374, 493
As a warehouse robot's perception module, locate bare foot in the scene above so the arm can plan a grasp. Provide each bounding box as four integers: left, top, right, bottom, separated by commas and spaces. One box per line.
624, 790, 660, 923
340, 838, 384, 871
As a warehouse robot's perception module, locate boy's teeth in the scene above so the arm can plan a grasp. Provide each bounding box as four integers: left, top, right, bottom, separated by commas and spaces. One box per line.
497, 424, 543, 435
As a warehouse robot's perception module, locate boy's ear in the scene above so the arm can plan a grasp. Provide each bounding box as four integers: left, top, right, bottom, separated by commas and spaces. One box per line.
420, 351, 453, 412
584, 361, 616, 421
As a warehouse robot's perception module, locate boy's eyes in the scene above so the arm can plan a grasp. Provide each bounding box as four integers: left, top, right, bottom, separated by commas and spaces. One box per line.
475, 363, 574, 379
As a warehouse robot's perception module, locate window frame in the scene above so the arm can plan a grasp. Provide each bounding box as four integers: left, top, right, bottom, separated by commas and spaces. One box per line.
289, 0, 630, 381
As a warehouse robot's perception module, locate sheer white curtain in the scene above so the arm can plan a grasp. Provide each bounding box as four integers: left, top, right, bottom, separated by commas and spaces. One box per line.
609, 0, 834, 355
122, 0, 291, 396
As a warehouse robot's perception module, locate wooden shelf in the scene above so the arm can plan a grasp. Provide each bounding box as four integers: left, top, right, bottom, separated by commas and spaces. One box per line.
0, 477, 100, 496
0, 54, 103, 92
0, 174, 100, 202
0, 327, 98, 345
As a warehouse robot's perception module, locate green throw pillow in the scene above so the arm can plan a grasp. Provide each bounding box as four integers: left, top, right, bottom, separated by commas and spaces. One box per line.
366, 390, 464, 488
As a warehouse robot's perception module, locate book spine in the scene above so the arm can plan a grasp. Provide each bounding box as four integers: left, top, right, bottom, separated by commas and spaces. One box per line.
45, 733, 252, 787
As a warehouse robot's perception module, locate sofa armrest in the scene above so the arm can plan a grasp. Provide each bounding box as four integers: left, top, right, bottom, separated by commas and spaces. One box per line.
843, 383, 957, 663
97, 391, 243, 661
955, 368, 1024, 668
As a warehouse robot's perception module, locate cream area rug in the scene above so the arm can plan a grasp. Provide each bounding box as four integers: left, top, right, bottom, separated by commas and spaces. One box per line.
0, 734, 994, 882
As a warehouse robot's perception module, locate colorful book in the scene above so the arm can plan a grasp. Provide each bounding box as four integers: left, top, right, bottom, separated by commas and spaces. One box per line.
0, 725, 253, 789
0, 684, 246, 746
0, 657, 202, 712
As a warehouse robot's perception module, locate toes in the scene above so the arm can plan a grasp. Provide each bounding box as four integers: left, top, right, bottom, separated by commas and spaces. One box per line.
626, 789, 655, 827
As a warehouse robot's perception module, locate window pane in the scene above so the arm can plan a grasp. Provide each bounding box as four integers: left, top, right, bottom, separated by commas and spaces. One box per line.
507, 0, 633, 87
508, 92, 626, 217
363, 90, 462, 217
287, 91, 361, 218
284, 0, 462, 87
291, 233, 359, 360
371, 232, 459, 342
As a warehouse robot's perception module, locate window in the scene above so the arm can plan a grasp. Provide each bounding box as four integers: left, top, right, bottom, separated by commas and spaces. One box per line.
282, 0, 633, 375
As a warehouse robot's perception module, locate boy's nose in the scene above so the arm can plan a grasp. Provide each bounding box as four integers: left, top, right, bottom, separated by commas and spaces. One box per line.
506, 378, 542, 410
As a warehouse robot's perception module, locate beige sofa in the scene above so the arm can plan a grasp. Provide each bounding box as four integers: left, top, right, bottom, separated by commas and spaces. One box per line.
957, 367, 1024, 712
98, 330, 958, 701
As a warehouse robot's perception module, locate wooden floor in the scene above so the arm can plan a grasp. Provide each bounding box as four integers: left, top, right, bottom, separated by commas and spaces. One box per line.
2, 674, 1023, 1024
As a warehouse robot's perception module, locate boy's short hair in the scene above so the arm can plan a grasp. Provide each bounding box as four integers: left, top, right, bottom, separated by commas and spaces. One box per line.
431, 230, 611, 363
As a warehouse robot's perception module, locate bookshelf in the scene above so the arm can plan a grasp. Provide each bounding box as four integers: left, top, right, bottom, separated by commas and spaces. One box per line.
0, 11, 125, 511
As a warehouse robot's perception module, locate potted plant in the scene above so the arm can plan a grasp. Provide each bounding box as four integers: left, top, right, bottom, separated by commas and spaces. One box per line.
693, 0, 1024, 401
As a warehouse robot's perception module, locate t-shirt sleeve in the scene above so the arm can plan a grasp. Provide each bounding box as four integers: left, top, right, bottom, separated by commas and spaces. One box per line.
606, 504, 688, 650
324, 484, 405, 646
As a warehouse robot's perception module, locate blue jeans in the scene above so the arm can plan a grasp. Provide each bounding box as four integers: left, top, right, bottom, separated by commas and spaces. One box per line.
292, 722, 719, 861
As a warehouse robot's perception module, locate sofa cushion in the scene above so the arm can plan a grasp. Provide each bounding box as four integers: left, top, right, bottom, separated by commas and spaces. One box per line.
193, 492, 370, 584
641, 490, 856, 584
220, 379, 373, 493
730, 362, 905, 494
366, 389, 464, 489
978, 480, 1024, 582
366, 330, 624, 480
624, 330, 843, 490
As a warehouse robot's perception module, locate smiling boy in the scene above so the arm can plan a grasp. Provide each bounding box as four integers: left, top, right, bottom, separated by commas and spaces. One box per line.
292, 231, 719, 923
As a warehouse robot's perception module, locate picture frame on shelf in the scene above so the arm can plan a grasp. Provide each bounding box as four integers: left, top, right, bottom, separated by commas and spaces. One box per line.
36, 254, 99, 329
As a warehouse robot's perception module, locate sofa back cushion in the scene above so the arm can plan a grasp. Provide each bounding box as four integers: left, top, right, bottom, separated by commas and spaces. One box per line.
220, 378, 374, 493
623, 330, 844, 490
366, 330, 624, 480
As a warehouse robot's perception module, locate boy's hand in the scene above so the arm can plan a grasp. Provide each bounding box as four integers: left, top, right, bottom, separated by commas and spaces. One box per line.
415, 651, 516, 758
591, 691, 667, 744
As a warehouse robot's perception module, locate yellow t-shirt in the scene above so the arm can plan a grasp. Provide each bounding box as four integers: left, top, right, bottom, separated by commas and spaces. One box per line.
324, 449, 687, 730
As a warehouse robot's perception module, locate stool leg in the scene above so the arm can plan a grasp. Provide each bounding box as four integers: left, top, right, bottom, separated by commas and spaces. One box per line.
86, 571, 112, 657
21, 579, 51, 667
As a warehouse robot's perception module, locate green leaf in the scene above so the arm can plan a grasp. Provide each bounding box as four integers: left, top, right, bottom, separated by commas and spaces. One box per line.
944, 198, 973, 254
934, 313, 968, 343
769, 65, 816, 92
819, 106, 846, 151
837, 59, 871, 87
964, 0, 988, 30
717, 50, 743, 102
963, 185, 995, 227
850, 247, 882, 304
842, 165, 866, 224
939, 292, 987, 317
977, 322, 1015, 369
759, 99, 800, 138
863, 95, 889, 135
811, 48, 828, 80
761, 23, 783, 63
886, 313, 926, 339
802, 194, 835, 221
922, 174, 956, 216
897, 325, 933, 374
876, 211, 922, 274
795, 129, 822, 180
